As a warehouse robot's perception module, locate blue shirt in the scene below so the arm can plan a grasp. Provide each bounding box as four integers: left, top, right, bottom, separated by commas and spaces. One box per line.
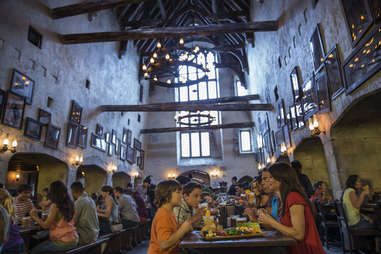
271, 195, 280, 221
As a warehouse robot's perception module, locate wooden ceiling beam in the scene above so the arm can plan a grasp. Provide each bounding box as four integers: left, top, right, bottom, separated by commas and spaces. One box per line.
97, 102, 273, 112
51, 0, 143, 19
157, 0, 167, 19
140, 122, 255, 134
60, 20, 278, 44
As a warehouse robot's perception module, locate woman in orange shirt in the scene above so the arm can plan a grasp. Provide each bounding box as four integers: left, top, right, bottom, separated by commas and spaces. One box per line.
148, 180, 202, 254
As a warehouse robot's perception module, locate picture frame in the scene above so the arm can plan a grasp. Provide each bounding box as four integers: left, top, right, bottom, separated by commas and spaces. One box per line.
368, 0, 381, 24
111, 129, 117, 144
133, 138, 142, 151
315, 67, 331, 113
44, 124, 61, 149
24, 117, 42, 140
275, 128, 285, 153
95, 124, 103, 136
66, 121, 79, 148
120, 145, 127, 161
38, 108, 51, 125
2, 91, 25, 129
295, 102, 305, 129
290, 67, 302, 103
324, 46, 345, 99
122, 128, 128, 144
0, 89, 5, 117
341, 0, 373, 46
301, 74, 319, 121
137, 150, 145, 170
276, 99, 286, 128
343, 24, 381, 94
90, 133, 101, 150
283, 124, 292, 148
310, 24, 325, 71
289, 105, 298, 130
263, 131, 273, 156
10, 69, 34, 105
70, 100, 82, 124
115, 138, 121, 156
78, 125, 88, 149
100, 139, 107, 152
126, 145, 136, 164
108, 143, 114, 156
104, 132, 110, 143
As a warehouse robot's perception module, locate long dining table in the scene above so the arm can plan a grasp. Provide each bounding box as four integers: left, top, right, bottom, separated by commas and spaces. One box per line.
179, 230, 297, 254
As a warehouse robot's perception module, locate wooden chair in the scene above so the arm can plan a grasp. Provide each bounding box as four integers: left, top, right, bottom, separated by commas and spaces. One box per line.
336, 201, 380, 254
314, 199, 340, 249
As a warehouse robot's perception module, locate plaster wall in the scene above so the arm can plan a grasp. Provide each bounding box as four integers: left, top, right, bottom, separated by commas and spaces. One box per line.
248, 0, 381, 197
0, 0, 147, 187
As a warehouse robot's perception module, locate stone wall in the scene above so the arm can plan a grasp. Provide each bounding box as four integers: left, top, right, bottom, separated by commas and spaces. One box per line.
247, 0, 381, 197
0, 0, 147, 189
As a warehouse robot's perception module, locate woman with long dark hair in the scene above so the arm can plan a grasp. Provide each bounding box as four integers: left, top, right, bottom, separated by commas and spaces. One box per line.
30, 181, 78, 253
257, 163, 325, 254
97, 185, 118, 235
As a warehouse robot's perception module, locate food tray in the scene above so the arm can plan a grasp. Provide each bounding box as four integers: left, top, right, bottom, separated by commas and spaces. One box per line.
201, 232, 263, 241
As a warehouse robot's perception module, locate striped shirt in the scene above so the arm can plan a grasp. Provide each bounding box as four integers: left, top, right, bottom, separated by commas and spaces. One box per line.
13, 198, 34, 224
173, 198, 195, 225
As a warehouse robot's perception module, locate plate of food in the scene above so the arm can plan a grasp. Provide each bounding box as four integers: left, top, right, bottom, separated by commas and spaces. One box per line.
200, 222, 263, 241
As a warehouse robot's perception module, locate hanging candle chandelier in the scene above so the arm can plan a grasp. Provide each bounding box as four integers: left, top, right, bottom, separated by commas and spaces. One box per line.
173, 111, 216, 127
142, 38, 210, 88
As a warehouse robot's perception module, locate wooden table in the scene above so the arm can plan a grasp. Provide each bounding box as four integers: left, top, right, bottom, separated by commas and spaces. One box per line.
179, 231, 297, 254
19, 225, 45, 250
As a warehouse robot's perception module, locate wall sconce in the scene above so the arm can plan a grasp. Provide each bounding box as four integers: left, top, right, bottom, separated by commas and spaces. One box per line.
266, 156, 271, 164
280, 143, 287, 154
15, 173, 20, 182
257, 163, 265, 171
167, 172, 177, 180
108, 163, 117, 174
131, 170, 139, 178
1, 138, 17, 153
72, 155, 83, 167
308, 114, 322, 136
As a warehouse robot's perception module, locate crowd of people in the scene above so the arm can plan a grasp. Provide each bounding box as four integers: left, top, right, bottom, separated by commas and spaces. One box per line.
0, 161, 379, 254
0, 176, 155, 254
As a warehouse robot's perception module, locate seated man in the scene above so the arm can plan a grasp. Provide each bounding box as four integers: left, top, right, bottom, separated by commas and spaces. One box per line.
174, 182, 203, 225
114, 186, 140, 228
71, 182, 99, 245
126, 183, 149, 221
13, 184, 34, 224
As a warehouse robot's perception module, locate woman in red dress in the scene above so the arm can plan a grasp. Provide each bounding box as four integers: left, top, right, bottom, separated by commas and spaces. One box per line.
258, 163, 326, 254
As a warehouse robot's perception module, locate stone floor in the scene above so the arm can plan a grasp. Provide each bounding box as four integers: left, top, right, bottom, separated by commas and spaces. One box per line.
128, 240, 343, 254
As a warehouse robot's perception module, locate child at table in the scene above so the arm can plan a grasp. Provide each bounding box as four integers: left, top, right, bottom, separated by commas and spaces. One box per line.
0, 189, 26, 254
148, 180, 202, 254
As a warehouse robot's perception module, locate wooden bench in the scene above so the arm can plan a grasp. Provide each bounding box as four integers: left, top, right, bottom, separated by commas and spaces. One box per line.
59, 236, 110, 254
102, 229, 129, 254
120, 225, 139, 250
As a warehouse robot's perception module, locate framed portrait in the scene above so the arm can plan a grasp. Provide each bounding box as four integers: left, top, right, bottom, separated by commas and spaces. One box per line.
301, 74, 318, 121
343, 24, 381, 94
368, 0, 381, 24
275, 128, 285, 153
290, 67, 302, 103
263, 131, 273, 156
310, 24, 325, 71
108, 143, 114, 156
90, 133, 101, 150
69, 100, 82, 124
295, 102, 305, 128
283, 124, 292, 148
138, 150, 145, 170
315, 67, 331, 113
133, 138, 142, 150
115, 138, 121, 156
100, 139, 107, 152
24, 117, 42, 140
44, 124, 61, 149
126, 145, 137, 164
276, 99, 286, 128
289, 105, 298, 130
0, 89, 5, 116
2, 91, 25, 129
95, 124, 103, 136
111, 129, 117, 144
78, 125, 88, 149
66, 121, 79, 148
324, 46, 345, 99
122, 128, 128, 144
10, 69, 34, 105
104, 132, 110, 143
341, 0, 373, 46
38, 108, 51, 125
120, 145, 127, 161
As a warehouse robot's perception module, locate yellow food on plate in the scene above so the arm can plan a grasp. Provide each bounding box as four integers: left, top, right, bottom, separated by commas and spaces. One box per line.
363, 185, 369, 191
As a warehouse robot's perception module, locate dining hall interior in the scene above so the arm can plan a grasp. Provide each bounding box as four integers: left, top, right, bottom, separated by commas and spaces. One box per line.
0, 0, 380, 254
